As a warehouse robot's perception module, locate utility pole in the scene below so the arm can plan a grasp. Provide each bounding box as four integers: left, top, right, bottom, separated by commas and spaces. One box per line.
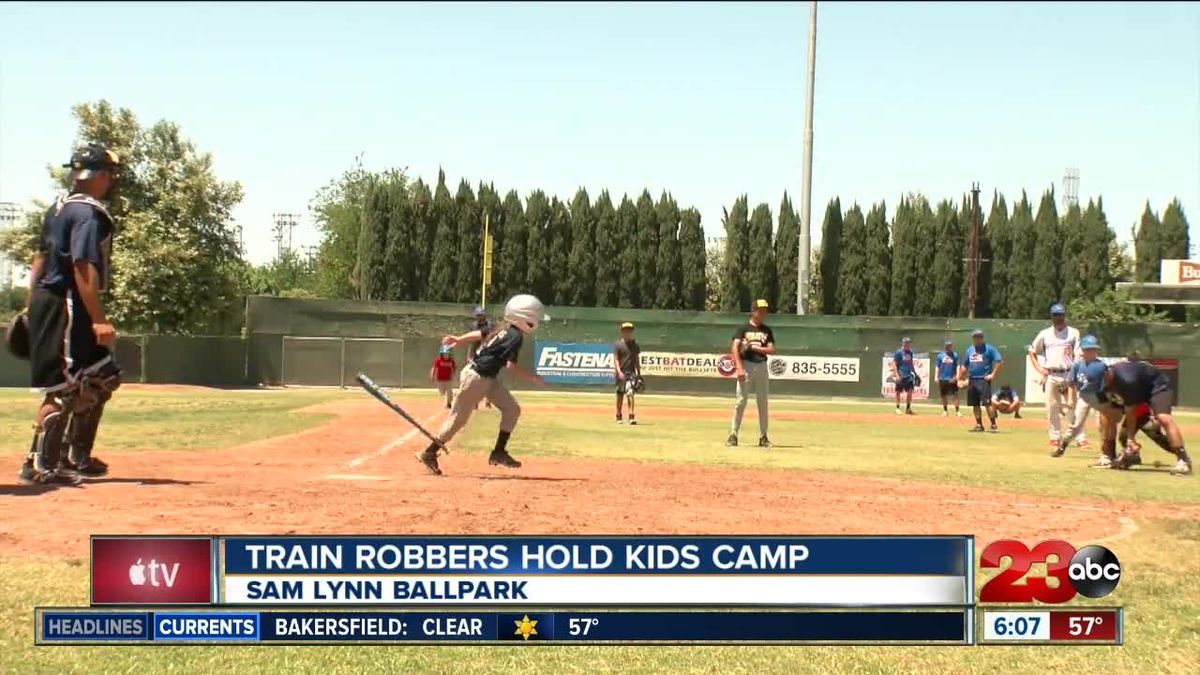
966, 183, 982, 319
797, 1, 818, 315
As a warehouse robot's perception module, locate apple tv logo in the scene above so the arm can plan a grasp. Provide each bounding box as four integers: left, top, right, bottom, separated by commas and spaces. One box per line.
92, 537, 213, 604
128, 558, 180, 588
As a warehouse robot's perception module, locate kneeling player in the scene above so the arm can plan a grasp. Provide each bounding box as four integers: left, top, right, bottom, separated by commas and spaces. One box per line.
989, 385, 1023, 418
416, 295, 546, 476
1077, 359, 1192, 476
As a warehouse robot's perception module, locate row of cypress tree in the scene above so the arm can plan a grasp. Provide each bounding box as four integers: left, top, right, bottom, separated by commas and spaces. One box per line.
353, 170, 708, 310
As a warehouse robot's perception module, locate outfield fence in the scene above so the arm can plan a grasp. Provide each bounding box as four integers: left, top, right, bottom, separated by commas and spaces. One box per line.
3, 295, 1198, 406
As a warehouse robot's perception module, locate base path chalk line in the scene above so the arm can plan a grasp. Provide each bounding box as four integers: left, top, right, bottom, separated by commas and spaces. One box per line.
345, 410, 446, 469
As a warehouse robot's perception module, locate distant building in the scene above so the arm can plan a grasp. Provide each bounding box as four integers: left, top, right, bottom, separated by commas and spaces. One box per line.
0, 201, 24, 289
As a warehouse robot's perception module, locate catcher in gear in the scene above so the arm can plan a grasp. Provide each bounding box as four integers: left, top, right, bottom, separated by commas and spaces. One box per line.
19, 143, 122, 485
416, 294, 547, 476
613, 321, 642, 425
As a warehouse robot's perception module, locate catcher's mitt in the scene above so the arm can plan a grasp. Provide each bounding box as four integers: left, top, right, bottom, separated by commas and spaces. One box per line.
5, 312, 30, 360
631, 375, 646, 394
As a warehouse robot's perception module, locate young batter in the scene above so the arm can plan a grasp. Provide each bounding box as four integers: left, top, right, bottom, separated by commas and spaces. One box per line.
416, 294, 546, 476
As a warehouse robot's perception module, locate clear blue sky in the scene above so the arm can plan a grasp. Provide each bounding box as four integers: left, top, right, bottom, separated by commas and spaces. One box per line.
1, 1, 1197, 264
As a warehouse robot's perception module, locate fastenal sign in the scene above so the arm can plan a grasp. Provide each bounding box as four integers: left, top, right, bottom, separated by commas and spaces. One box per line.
1160, 259, 1200, 284
534, 342, 615, 385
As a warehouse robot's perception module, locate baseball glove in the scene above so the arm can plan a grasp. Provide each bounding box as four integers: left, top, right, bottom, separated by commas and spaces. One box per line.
4, 312, 30, 360
913, 373, 922, 388
631, 375, 646, 394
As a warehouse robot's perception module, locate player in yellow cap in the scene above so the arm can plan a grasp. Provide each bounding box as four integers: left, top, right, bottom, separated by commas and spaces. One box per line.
728, 299, 776, 448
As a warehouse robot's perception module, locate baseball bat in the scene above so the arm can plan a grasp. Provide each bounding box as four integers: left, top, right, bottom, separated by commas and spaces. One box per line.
356, 372, 448, 453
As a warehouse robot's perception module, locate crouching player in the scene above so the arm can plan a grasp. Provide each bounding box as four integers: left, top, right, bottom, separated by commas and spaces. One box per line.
416, 294, 547, 476
990, 385, 1023, 419
1077, 358, 1192, 476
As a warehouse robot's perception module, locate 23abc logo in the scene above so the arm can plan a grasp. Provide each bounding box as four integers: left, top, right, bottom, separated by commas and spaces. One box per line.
979, 540, 1121, 603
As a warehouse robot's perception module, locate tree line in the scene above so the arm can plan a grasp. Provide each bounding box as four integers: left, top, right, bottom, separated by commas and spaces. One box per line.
315, 167, 710, 310
805, 190, 1190, 321
2, 101, 1192, 334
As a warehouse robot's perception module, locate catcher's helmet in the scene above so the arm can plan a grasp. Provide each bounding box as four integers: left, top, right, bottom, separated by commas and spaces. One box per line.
63, 143, 121, 181
504, 294, 548, 333
5, 313, 31, 360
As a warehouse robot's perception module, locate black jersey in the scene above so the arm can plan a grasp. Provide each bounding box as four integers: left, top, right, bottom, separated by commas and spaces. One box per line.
471, 325, 524, 378
733, 322, 775, 364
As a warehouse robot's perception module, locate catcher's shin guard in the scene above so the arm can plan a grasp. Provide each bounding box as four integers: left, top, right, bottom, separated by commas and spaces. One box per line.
23, 408, 75, 484
67, 401, 109, 475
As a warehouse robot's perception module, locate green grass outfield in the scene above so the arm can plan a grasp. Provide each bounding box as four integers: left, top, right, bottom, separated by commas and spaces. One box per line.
1, 387, 1197, 674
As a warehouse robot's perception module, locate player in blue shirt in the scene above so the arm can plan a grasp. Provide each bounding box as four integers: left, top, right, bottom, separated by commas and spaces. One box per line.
956, 329, 1004, 433
890, 337, 918, 415
935, 339, 961, 417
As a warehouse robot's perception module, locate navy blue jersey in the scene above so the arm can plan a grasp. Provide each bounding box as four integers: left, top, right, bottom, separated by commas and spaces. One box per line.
37, 194, 114, 293
471, 325, 524, 378
935, 350, 958, 381
1105, 360, 1170, 407
893, 349, 915, 378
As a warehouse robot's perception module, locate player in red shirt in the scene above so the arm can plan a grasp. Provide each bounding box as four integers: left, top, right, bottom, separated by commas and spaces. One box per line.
430, 346, 456, 409
1117, 402, 1171, 464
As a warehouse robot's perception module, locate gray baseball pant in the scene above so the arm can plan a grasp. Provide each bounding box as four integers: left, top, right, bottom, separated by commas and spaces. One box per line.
731, 360, 769, 437
435, 366, 520, 444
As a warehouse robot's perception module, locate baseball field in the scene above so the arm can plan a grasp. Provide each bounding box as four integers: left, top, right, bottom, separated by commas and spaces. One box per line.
1, 385, 1197, 674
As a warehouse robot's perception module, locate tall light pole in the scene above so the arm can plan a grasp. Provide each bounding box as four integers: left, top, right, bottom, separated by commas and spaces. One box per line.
797, 1, 818, 315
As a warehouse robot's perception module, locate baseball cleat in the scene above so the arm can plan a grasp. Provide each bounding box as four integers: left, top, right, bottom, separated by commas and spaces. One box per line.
416, 451, 442, 476
488, 450, 522, 469
895, 408, 903, 415
18, 460, 80, 486
1170, 457, 1193, 476
942, 410, 948, 417
989, 423, 998, 433
1076, 438, 1091, 449
758, 436, 771, 448
726, 434, 738, 447
629, 419, 637, 426
62, 457, 109, 478
615, 416, 623, 424
905, 408, 915, 416
1112, 451, 1141, 470
1091, 455, 1113, 469
1013, 412, 1023, 419
1051, 438, 1070, 458
969, 424, 985, 433
955, 410, 963, 418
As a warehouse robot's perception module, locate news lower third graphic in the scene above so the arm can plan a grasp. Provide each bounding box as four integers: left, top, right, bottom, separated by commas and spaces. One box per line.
33, 535, 1125, 646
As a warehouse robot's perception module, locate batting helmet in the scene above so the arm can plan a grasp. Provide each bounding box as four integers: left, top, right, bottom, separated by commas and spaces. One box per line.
504, 294, 548, 333
5, 312, 31, 360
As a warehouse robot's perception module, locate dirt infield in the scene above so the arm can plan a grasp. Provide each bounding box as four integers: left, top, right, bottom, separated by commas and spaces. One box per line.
1, 398, 1194, 561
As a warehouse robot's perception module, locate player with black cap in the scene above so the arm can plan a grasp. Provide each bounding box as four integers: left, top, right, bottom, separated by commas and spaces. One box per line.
15, 143, 123, 485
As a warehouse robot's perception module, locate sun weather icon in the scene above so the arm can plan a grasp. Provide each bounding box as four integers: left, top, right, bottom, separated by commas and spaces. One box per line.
513, 615, 539, 640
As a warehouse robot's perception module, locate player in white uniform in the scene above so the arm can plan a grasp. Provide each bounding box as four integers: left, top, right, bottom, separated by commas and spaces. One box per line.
1027, 303, 1084, 452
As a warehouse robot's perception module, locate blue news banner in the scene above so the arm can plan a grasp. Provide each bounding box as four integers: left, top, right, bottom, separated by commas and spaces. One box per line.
37, 609, 970, 645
